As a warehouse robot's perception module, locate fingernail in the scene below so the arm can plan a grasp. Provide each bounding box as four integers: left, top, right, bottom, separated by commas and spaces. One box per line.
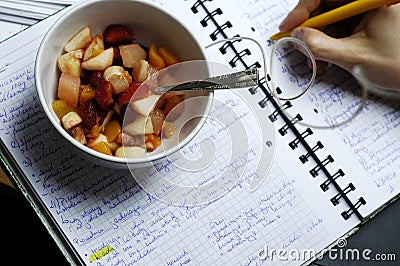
291, 28, 303, 40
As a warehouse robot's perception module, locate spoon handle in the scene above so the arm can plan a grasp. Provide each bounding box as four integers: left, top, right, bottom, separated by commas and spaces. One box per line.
151, 68, 259, 94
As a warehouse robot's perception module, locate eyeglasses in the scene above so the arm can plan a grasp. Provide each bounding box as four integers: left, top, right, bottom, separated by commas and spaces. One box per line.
267, 37, 368, 129
205, 36, 369, 129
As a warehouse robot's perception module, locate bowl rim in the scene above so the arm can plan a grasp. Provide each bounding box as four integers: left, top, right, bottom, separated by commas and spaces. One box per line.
35, 0, 213, 166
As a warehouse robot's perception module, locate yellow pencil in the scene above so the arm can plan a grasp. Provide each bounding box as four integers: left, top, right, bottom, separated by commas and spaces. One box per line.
270, 0, 400, 40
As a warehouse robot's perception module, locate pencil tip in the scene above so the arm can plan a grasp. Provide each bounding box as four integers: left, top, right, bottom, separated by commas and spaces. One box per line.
269, 31, 291, 41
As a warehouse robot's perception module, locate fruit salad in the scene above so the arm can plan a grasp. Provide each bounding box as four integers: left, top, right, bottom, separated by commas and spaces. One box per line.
53, 24, 184, 158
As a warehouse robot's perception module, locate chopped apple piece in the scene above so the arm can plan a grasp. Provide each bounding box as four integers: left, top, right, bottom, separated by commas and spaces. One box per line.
109, 74, 132, 94
104, 65, 124, 80
108, 141, 120, 153
57, 51, 83, 77
83, 33, 105, 61
149, 108, 165, 135
119, 43, 147, 68
81, 47, 114, 71
54, 24, 185, 157
162, 121, 177, 138
88, 133, 108, 146
58, 72, 81, 108
64, 26, 92, 52
131, 94, 160, 116
146, 64, 159, 88
132, 59, 149, 82
123, 115, 153, 135
115, 146, 146, 158
103, 66, 132, 93
70, 49, 84, 59
119, 133, 145, 147
61, 111, 82, 130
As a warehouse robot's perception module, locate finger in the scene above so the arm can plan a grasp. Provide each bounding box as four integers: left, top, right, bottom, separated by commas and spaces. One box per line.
280, 0, 358, 32
306, 57, 327, 74
316, 60, 328, 74
291, 27, 361, 73
279, 0, 321, 31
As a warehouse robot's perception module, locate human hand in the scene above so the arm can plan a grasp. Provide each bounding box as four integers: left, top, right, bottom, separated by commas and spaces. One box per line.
279, 0, 400, 92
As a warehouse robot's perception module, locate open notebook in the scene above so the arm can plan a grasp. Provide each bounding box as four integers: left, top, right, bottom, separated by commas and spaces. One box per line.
0, 0, 399, 265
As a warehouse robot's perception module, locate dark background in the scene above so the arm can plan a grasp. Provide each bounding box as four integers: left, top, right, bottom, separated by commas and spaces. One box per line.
0, 181, 398, 265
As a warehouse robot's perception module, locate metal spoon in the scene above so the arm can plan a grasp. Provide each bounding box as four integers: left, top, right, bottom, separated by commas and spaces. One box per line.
150, 68, 259, 94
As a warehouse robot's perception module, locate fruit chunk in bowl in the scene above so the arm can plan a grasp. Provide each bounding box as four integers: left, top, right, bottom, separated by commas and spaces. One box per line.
35, 0, 212, 169
53, 23, 188, 159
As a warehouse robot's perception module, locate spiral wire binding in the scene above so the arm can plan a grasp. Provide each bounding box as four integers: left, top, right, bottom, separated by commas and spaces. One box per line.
289, 128, 313, 150
299, 140, 323, 163
331, 183, 356, 206
342, 198, 366, 220
191, 0, 365, 221
278, 114, 303, 136
320, 169, 344, 192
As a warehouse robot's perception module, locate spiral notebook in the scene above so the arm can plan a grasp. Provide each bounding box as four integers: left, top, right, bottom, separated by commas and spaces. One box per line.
1, 0, 399, 265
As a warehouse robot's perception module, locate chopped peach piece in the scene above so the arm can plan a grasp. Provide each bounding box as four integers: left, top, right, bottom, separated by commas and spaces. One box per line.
148, 43, 165, 70
90, 141, 112, 156
158, 47, 180, 66
52, 99, 76, 119
104, 119, 121, 143
79, 85, 96, 105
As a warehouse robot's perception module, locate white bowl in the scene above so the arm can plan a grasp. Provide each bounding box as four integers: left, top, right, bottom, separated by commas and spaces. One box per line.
35, 0, 213, 168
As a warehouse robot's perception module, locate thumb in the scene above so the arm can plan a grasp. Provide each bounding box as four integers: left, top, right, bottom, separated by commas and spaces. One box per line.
291, 27, 358, 73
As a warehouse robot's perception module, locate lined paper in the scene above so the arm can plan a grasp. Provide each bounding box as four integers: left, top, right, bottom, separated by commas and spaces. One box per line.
0, 24, 343, 262
1, 0, 399, 265
231, 0, 400, 216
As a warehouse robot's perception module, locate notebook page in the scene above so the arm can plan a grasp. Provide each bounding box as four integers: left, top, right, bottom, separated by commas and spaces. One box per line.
167, 0, 367, 255
232, 0, 400, 218
0, 1, 363, 265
